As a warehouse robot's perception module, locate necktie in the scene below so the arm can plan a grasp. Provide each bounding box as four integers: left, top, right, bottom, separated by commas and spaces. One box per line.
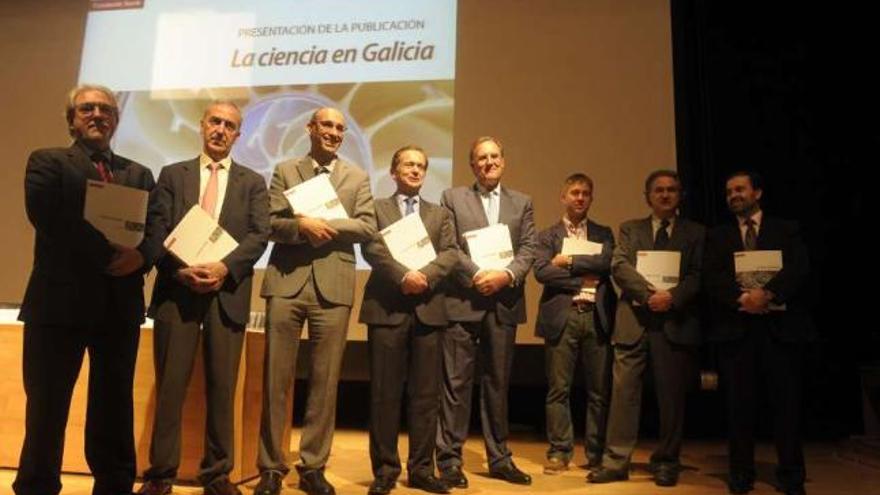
201, 163, 220, 218
92, 153, 113, 182
486, 191, 498, 225
316, 165, 330, 175
744, 218, 758, 251
654, 219, 670, 249
404, 196, 416, 216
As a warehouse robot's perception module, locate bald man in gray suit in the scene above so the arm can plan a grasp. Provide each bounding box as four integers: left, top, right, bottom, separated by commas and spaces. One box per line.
255, 108, 376, 495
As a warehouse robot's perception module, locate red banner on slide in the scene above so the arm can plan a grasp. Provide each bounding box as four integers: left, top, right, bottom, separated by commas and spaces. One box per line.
90, 0, 145, 11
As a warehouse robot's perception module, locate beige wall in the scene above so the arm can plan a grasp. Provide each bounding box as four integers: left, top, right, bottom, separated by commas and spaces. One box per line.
0, 0, 675, 343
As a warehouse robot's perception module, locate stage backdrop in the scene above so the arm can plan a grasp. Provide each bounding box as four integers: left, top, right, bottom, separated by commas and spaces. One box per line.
0, 0, 675, 344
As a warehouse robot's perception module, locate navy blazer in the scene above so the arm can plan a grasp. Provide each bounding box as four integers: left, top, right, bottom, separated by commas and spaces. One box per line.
534, 219, 617, 341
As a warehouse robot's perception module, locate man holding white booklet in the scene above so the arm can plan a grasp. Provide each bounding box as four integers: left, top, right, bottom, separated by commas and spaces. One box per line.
533, 173, 616, 476
590, 169, 705, 487
435, 136, 536, 488
358, 146, 458, 495
139, 101, 269, 495
704, 171, 813, 495
256, 107, 376, 495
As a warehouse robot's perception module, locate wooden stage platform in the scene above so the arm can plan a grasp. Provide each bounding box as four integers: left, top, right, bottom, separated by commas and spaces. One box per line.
1, 430, 878, 495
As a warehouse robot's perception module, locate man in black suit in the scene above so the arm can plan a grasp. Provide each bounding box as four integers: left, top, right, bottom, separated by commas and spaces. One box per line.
704, 171, 813, 495
16, 84, 158, 495
589, 170, 704, 487
534, 173, 615, 475
358, 146, 458, 495
435, 136, 537, 488
137, 101, 269, 495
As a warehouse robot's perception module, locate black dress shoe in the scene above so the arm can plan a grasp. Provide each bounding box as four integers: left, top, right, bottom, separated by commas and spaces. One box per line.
488, 463, 531, 485
298, 469, 335, 495
587, 466, 629, 484
438, 466, 468, 489
654, 465, 679, 487
408, 473, 449, 494
137, 479, 172, 495
367, 476, 396, 495
254, 471, 283, 495
203, 479, 242, 495
781, 484, 806, 495
727, 472, 755, 494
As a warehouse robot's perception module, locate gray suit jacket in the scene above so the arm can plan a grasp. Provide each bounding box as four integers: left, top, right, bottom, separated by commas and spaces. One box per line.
612, 216, 705, 346
534, 220, 617, 341
358, 196, 458, 327
148, 158, 270, 326
440, 184, 537, 325
261, 156, 376, 306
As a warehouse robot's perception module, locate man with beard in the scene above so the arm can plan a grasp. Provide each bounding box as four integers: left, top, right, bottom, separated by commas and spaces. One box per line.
704, 171, 813, 495
589, 169, 704, 487
256, 107, 376, 495
138, 101, 269, 495
16, 85, 158, 495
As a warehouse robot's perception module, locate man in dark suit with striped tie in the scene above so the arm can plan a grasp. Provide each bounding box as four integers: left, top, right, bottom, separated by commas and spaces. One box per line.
16, 85, 159, 495
704, 171, 813, 495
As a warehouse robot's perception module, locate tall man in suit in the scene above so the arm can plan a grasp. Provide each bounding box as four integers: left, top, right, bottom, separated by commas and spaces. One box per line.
16, 84, 157, 495
589, 169, 704, 487
435, 136, 537, 488
358, 146, 458, 495
704, 171, 813, 495
256, 107, 376, 495
138, 101, 269, 495
534, 173, 615, 475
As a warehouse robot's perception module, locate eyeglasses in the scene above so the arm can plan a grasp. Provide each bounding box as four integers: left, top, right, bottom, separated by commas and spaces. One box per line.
75, 102, 118, 116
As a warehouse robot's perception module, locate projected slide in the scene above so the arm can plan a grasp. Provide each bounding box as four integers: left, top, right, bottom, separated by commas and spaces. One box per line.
79, 0, 456, 203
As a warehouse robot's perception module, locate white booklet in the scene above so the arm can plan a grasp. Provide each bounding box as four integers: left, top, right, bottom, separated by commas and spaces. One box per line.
163, 205, 238, 266
636, 250, 681, 291
380, 213, 436, 271
283, 174, 348, 220
464, 223, 514, 271
734, 250, 786, 311
561, 237, 603, 256
83, 179, 148, 248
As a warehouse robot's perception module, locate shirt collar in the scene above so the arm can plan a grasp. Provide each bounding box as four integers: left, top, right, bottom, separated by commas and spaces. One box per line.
309, 155, 337, 173
199, 153, 232, 170
651, 215, 676, 230
475, 182, 501, 196
562, 215, 588, 232
77, 140, 113, 164
738, 209, 763, 229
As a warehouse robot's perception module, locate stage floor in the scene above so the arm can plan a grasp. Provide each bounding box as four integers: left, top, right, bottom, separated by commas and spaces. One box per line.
2, 430, 877, 494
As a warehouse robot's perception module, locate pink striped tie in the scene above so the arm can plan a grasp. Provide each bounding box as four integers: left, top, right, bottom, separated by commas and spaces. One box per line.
201, 163, 220, 217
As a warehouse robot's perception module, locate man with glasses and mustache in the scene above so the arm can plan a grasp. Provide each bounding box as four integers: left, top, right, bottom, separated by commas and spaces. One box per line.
16, 85, 159, 495
256, 107, 376, 495
137, 101, 269, 495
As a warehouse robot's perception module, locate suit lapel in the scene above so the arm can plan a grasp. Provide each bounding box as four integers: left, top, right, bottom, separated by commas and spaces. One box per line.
182, 158, 200, 210
638, 216, 655, 251
469, 183, 490, 227
109, 155, 129, 185
295, 157, 316, 183
380, 196, 403, 226
68, 145, 102, 182
217, 162, 240, 225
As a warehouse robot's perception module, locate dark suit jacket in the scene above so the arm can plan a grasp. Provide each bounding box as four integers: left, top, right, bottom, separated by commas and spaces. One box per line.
261, 156, 376, 306
440, 184, 537, 325
612, 216, 705, 346
358, 196, 458, 327
147, 158, 270, 327
534, 220, 617, 341
704, 216, 815, 343
20, 142, 157, 328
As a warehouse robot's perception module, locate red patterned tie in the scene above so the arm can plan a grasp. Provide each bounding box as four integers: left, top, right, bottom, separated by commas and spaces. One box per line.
92, 153, 113, 182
